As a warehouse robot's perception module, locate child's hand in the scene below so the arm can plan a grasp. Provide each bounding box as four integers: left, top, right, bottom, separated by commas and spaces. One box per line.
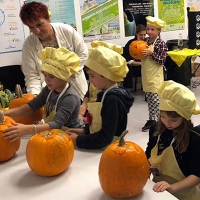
142, 48, 153, 57
67, 132, 78, 146
153, 181, 171, 192
3, 122, 31, 142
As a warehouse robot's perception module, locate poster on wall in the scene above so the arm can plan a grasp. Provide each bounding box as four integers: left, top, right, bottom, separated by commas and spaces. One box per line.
80, 0, 120, 43
122, 0, 153, 37
158, 0, 185, 31
187, 0, 200, 11
26, 0, 76, 29
0, 1, 25, 54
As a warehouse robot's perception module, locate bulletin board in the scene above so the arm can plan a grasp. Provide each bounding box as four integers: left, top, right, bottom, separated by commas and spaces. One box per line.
0, 0, 25, 58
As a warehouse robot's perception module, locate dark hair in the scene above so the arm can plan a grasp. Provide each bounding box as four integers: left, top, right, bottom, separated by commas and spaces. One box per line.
20, 1, 49, 25
83, 65, 89, 71
135, 24, 146, 35
154, 110, 195, 153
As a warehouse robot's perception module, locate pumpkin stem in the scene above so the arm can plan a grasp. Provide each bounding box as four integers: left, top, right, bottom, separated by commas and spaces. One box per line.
42, 132, 52, 138
0, 110, 5, 124
15, 84, 23, 98
118, 130, 128, 146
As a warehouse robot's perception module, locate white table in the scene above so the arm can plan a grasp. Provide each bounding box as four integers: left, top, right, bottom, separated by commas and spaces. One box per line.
0, 139, 178, 200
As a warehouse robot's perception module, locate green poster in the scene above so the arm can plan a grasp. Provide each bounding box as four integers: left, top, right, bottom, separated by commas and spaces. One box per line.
81, 0, 118, 34
158, 0, 185, 31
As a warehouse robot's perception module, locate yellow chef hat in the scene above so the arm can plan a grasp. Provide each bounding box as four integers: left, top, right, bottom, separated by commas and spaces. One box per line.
40, 47, 80, 81
146, 16, 166, 28
158, 80, 200, 120
91, 41, 123, 54
84, 45, 128, 82
48, 10, 52, 19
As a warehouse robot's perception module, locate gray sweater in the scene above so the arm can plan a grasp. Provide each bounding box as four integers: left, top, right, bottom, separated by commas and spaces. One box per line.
28, 85, 84, 129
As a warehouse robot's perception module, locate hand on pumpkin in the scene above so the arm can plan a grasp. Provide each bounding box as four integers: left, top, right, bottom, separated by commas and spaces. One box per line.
3, 122, 33, 142
153, 181, 171, 193
66, 132, 78, 146
66, 129, 85, 146
142, 48, 153, 57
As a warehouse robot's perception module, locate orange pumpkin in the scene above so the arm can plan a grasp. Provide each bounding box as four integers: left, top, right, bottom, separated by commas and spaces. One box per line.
99, 130, 149, 199
129, 40, 148, 60
9, 85, 44, 124
26, 129, 74, 176
0, 111, 20, 162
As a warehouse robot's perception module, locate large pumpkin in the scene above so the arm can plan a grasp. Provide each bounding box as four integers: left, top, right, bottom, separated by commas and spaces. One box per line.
99, 130, 149, 199
9, 84, 44, 124
0, 111, 20, 162
26, 129, 74, 176
129, 40, 148, 60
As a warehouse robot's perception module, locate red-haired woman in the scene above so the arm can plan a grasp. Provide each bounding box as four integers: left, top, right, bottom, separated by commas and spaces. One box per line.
20, 2, 88, 100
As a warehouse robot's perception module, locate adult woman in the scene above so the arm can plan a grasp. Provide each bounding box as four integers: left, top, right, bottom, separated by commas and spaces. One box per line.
20, 2, 88, 100
122, 24, 146, 90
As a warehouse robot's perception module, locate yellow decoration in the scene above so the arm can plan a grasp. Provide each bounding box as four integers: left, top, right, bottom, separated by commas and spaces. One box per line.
167, 48, 200, 67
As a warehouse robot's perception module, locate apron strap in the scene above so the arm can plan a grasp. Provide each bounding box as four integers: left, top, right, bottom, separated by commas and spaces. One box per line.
101, 83, 118, 103
46, 83, 69, 111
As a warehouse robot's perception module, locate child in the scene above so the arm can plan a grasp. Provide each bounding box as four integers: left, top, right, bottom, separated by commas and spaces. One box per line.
145, 80, 200, 200
67, 43, 134, 149
79, 41, 123, 123
3, 47, 84, 142
141, 16, 168, 131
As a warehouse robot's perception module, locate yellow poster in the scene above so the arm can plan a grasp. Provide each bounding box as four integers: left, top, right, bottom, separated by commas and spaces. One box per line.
158, 0, 185, 31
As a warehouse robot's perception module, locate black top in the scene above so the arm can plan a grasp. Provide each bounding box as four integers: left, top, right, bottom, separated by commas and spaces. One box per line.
145, 124, 200, 178
76, 87, 134, 149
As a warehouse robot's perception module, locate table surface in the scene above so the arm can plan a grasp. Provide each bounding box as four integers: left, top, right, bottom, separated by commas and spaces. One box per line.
0, 139, 178, 200
167, 48, 200, 67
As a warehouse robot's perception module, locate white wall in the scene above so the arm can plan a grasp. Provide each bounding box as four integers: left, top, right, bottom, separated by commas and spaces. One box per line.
0, 0, 189, 66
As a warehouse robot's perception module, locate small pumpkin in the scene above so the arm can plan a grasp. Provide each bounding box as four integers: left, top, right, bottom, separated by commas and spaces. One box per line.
98, 130, 149, 199
0, 110, 21, 162
129, 40, 148, 60
26, 129, 74, 176
0, 88, 15, 109
9, 84, 44, 124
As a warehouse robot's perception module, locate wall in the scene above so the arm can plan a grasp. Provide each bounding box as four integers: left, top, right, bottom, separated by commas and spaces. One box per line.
0, 0, 189, 67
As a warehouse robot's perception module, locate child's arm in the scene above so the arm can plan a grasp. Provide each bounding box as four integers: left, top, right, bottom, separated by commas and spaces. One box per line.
3, 122, 50, 142
4, 103, 33, 117
153, 175, 200, 193
150, 40, 168, 65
